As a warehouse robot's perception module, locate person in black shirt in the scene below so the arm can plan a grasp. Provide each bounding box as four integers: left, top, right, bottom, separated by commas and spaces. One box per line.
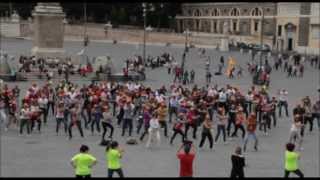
230, 146, 245, 178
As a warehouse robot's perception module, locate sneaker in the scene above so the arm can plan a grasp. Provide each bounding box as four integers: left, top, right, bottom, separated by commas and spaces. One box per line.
224, 141, 228, 145
254, 146, 258, 151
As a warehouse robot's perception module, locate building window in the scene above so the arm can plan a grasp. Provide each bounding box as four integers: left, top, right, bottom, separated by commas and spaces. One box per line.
212, 8, 220, 16
233, 21, 237, 31
205, 9, 209, 16
254, 22, 259, 32
312, 26, 320, 39
230, 8, 240, 16
194, 9, 201, 16
214, 21, 217, 32
278, 25, 282, 36
251, 7, 262, 16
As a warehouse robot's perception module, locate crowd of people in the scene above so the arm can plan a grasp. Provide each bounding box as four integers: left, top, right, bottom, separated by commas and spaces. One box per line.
1, 48, 319, 177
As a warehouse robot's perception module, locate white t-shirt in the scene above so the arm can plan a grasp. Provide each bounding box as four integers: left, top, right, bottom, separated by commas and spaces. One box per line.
149, 118, 160, 129
38, 98, 48, 109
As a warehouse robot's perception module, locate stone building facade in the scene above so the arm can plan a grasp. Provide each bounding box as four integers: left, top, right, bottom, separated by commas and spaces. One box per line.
176, 3, 320, 55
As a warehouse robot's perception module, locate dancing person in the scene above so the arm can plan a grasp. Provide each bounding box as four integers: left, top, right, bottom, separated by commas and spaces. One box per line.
19, 103, 31, 136
146, 113, 161, 148
101, 105, 114, 140
243, 113, 258, 152
71, 145, 97, 178
170, 113, 186, 145
284, 143, 304, 178
106, 141, 124, 178
56, 102, 67, 136
215, 107, 227, 144
230, 146, 246, 178
199, 114, 214, 149
68, 104, 84, 140
177, 140, 195, 177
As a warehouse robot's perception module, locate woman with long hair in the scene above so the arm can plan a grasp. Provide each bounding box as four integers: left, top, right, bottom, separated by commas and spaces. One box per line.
199, 113, 214, 149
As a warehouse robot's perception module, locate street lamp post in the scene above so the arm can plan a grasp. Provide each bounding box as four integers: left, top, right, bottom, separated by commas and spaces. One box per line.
184, 29, 190, 52
259, 9, 264, 67
142, 3, 154, 65
143, 3, 147, 65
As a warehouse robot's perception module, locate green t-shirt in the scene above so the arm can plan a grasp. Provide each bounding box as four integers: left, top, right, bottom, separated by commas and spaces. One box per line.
285, 151, 299, 171
107, 149, 122, 170
71, 153, 97, 175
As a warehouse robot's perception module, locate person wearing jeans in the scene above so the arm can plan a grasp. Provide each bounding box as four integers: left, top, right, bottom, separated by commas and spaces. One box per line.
215, 107, 227, 143
19, 103, 31, 135
243, 113, 258, 152
170, 113, 186, 145
121, 102, 134, 137
157, 103, 168, 137
169, 96, 178, 123
231, 106, 246, 139
278, 89, 289, 117
68, 104, 84, 140
199, 114, 214, 149
56, 103, 67, 135
101, 105, 114, 140
91, 104, 102, 135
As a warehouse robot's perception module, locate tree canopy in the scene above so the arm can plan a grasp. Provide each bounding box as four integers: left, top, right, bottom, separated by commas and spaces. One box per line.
0, 2, 181, 29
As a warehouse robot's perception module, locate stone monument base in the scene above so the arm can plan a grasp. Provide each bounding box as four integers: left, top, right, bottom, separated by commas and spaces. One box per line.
220, 36, 229, 52
31, 47, 65, 58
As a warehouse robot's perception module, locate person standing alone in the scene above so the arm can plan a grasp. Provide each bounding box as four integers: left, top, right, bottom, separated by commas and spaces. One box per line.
71, 145, 97, 178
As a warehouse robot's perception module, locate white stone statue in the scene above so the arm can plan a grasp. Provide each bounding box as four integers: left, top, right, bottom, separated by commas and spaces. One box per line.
11, 10, 20, 22
223, 21, 229, 35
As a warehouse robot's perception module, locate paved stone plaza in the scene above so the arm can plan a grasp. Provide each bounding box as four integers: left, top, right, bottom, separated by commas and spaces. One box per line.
0, 37, 319, 177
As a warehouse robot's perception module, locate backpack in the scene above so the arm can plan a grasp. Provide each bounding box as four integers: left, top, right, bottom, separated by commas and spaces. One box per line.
100, 139, 111, 147
126, 138, 138, 145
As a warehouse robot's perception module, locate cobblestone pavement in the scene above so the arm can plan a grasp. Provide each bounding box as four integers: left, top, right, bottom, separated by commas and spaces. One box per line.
0, 38, 319, 177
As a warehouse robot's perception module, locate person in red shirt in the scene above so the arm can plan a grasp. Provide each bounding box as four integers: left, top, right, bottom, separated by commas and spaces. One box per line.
177, 141, 196, 177
185, 106, 198, 140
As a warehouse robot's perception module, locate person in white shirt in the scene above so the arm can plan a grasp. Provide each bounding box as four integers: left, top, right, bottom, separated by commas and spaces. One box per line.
146, 114, 161, 148
38, 94, 49, 125
19, 103, 31, 135
278, 89, 289, 117
289, 115, 303, 151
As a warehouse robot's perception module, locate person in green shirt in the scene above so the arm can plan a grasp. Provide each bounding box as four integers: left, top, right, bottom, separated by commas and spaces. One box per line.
284, 143, 304, 178
71, 145, 97, 178
106, 141, 124, 178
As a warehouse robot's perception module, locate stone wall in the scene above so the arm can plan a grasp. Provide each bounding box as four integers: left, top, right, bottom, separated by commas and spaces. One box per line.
0, 19, 20, 37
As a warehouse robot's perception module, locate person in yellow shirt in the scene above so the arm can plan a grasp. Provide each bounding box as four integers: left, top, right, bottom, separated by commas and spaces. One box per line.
71, 145, 97, 178
106, 141, 124, 177
157, 103, 168, 137
284, 143, 304, 178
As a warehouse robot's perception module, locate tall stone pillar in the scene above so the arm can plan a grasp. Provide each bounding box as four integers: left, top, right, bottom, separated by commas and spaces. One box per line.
31, 3, 65, 58
220, 21, 229, 52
